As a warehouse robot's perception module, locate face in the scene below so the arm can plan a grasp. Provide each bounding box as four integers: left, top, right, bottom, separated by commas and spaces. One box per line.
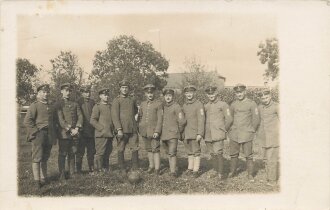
82, 91, 90, 99
145, 92, 154, 101
164, 93, 173, 103
38, 90, 49, 101
99, 93, 109, 102
61, 88, 71, 99
120, 86, 129, 96
235, 90, 246, 101
185, 91, 195, 100
261, 93, 271, 105
207, 93, 217, 101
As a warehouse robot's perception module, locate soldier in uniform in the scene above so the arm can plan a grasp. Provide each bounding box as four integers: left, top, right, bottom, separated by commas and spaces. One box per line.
138, 84, 163, 175
257, 88, 280, 186
90, 88, 114, 173
56, 83, 83, 180
182, 85, 205, 178
111, 79, 139, 174
77, 85, 96, 173
161, 88, 186, 177
204, 86, 233, 179
228, 84, 260, 182
24, 84, 57, 189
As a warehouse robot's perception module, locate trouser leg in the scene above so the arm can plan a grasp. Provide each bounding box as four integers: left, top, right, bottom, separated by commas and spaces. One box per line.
86, 138, 96, 172
129, 134, 139, 170
267, 147, 279, 182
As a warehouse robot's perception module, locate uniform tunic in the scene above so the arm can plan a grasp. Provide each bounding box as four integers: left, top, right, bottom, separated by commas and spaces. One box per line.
257, 101, 279, 148
204, 98, 233, 141
161, 101, 186, 141
90, 103, 114, 138
56, 99, 83, 139
111, 95, 138, 134
182, 98, 205, 140
228, 98, 260, 143
78, 98, 95, 137
138, 99, 163, 138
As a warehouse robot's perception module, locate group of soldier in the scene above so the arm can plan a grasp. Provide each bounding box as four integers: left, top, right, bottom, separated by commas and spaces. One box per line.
23, 78, 280, 190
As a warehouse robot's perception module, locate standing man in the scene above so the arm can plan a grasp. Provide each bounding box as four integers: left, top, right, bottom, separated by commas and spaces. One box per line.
138, 84, 163, 175
111, 79, 139, 175
204, 86, 233, 179
56, 83, 83, 180
24, 84, 57, 189
257, 88, 280, 186
228, 84, 260, 182
90, 88, 114, 173
182, 85, 205, 178
161, 88, 186, 177
77, 85, 96, 173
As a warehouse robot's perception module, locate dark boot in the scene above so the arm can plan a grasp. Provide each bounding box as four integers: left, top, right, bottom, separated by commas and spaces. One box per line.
68, 156, 75, 178
58, 156, 66, 180
118, 152, 126, 176
217, 155, 224, 179
228, 157, 238, 178
212, 154, 219, 172
76, 157, 82, 174
131, 151, 139, 170
247, 159, 254, 182
88, 157, 94, 173
103, 156, 110, 172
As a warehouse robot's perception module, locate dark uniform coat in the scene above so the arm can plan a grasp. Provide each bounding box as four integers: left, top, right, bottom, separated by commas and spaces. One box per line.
228, 98, 260, 143
56, 99, 83, 139
257, 100, 279, 147
161, 101, 186, 141
204, 98, 233, 141
24, 100, 57, 144
182, 98, 205, 140
111, 95, 138, 134
138, 99, 163, 138
77, 98, 95, 138
90, 103, 114, 138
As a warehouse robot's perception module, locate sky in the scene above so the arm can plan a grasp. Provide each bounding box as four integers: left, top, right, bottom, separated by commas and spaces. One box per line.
17, 14, 276, 86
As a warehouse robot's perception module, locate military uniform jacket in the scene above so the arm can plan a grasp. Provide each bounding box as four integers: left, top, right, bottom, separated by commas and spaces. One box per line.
111, 95, 138, 134
90, 103, 114, 138
56, 99, 83, 139
182, 99, 205, 140
161, 101, 186, 141
23, 100, 57, 144
78, 98, 95, 138
138, 99, 163, 138
204, 98, 233, 141
257, 101, 279, 147
228, 98, 260, 143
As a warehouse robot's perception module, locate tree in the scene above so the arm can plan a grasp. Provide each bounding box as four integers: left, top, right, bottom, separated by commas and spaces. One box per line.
16, 58, 40, 105
177, 57, 219, 104
49, 51, 84, 101
89, 35, 169, 102
257, 38, 279, 81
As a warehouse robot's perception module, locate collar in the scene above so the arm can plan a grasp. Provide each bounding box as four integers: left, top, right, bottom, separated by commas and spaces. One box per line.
164, 100, 174, 107
263, 100, 273, 108
37, 100, 48, 105
185, 98, 197, 104
209, 97, 219, 104
120, 94, 128, 98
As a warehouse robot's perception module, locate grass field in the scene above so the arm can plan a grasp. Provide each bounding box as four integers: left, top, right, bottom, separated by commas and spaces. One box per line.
17, 113, 279, 196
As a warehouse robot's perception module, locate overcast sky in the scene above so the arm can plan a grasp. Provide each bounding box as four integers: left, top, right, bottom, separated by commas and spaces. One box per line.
17, 14, 276, 86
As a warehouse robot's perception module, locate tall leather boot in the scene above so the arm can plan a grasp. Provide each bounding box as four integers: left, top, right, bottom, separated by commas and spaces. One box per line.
87, 157, 94, 173
247, 159, 254, 182
228, 157, 238, 178
217, 155, 224, 179
58, 155, 66, 180
212, 154, 219, 172
32, 162, 41, 189
118, 152, 126, 176
131, 150, 139, 170
40, 161, 48, 185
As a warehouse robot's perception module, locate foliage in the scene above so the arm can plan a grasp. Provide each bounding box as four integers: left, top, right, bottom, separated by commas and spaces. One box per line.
49, 51, 84, 101
89, 35, 169, 102
257, 38, 279, 81
16, 58, 40, 105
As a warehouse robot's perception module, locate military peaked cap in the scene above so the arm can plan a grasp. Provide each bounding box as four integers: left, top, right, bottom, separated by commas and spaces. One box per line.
37, 84, 50, 92
143, 84, 156, 92
233, 83, 246, 92
80, 85, 91, 92
183, 85, 197, 92
98, 88, 110, 95
205, 86, 217, 94
60, 83, 72, 90
258, 88, 271, 97
162, 88, 175, 95
119, 79, 130, 87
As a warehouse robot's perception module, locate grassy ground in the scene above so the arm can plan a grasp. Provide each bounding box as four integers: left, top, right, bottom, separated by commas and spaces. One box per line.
17, 113, 279, 196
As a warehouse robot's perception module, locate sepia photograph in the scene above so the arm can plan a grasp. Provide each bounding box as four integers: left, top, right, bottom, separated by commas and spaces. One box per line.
1, 1, 329, 210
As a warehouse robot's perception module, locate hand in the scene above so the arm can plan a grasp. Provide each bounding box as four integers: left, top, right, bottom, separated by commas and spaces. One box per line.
196, 135, 202, 142
152, 132, 159, 139
117, 130, 123, 139
70, 128, 79, 136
